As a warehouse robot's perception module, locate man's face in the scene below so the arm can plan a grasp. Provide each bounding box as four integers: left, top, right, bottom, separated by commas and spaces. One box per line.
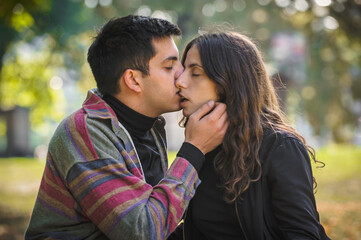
140, 37, 184, 117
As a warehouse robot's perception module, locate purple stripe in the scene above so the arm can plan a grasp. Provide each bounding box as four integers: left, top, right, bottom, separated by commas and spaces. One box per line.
71, 166, 128, 191
130, 153, 138, 160
108, 198, 148, 232
182, 192, 192, 201
187, 169, 197, 189
174, 185, 186, 195
87, 109, 111, 114
161, 178, 181, 185
120, 153, 136, 168
160, 179, 189, 198
47, 158, 55, 171
122, 152, 130, 161
88, 108, 109, 113
87, 109, 113, 119
38, 196, 77, 221
64, 120, 86, 162
149, 201, 164, 240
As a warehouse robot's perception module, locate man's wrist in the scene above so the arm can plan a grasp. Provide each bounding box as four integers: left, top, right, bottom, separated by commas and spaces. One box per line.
177, 142, 205, 173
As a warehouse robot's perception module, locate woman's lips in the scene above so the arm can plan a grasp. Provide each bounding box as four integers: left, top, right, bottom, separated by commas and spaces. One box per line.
180, 98, 189, 108
178, 92, 189, 108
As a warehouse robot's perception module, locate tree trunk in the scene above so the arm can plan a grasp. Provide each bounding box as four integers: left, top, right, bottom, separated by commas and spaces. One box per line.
0, 25, 16, 105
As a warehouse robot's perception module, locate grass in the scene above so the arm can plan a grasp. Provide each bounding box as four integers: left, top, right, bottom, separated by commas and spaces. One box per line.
0, 158, 45, 214
312, 144, 361, 202
311, 145, 361, 239
0, 158, 45, 240
0, 144, 360, 239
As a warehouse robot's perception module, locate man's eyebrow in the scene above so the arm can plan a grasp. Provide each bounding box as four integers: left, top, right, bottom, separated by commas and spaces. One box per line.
162, 56, 178, 62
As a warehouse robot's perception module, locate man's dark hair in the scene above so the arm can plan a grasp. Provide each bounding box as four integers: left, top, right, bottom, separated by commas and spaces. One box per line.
87, 15, 181, 95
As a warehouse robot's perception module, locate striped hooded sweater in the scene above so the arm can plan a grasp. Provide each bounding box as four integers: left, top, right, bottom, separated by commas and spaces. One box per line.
25, 89, 201, 240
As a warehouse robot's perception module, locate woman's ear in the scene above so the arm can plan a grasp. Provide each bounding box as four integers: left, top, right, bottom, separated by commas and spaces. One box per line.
123, 69, 142, 93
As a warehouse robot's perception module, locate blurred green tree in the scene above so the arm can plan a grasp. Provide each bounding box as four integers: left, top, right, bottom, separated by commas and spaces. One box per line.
0, 0, 101, 131
0, 0, 360, 145
273, 0, 361, 142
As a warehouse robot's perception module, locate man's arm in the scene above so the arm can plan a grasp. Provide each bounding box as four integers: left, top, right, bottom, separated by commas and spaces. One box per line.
62, 103, 227, 240
27, 101, 227, 240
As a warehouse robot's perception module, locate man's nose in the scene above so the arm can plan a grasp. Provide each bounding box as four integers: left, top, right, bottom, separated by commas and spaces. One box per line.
175, 65, 184, 80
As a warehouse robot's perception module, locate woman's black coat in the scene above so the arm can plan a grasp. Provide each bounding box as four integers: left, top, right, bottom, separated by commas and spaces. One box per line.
168, 129, 330, 240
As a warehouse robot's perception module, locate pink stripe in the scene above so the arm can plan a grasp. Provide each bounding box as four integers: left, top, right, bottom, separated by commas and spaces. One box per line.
74, 110, 98, 159
168, 158, 189, 179
154, 187, 182, 220
81, 177, 150, 214
81, 178, 135, 210
44, 162, 68, 192
89, 185, 150, 224
84, 93, 102, 106
43, 168, 74, 210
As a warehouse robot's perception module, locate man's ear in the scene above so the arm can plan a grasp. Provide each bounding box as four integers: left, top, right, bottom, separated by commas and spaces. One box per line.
123, 69, 142, 93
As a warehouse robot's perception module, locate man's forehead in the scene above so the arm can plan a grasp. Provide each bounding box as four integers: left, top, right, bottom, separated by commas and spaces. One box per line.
152, 37, 179, 61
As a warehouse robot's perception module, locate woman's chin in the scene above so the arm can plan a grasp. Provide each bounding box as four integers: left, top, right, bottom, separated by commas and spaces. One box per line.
182, 108, 192, 118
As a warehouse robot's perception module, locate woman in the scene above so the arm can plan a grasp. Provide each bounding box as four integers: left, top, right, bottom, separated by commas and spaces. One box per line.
169, 31, 330, 239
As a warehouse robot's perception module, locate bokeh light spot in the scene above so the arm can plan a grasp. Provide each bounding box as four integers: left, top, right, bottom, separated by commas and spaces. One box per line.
202, 3, 216, 17
294, 0, 310, 11
215, 0, 227, 12
233, 0, 246, 11
13, 3, 24, 15
99, 0, 112, 7
315, 0, 332, 7
84, 0, 98, 8
257, 0, 272, 6
252, 9, 268, 23
50, 76, 63, 90
302, 86, 316, 100
136, 5, 151, 16
275, 0, 291, 8
324, 16, 339, 30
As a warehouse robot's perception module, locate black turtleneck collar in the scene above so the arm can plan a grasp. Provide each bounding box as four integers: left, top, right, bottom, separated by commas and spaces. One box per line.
102, 94, 158, 136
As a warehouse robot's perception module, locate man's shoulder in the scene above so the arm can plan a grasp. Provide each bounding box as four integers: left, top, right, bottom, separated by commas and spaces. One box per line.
52, 108, 88, 137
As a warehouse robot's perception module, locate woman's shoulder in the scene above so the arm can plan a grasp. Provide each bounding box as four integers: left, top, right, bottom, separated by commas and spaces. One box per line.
260, 128, 306, 161
262, 128, 302, 146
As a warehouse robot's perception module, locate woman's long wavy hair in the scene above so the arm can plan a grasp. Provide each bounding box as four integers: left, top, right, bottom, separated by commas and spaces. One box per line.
181, 31, 323, 203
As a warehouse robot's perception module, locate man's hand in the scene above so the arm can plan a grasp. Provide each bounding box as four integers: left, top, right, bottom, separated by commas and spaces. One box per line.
184, 101, 228, 154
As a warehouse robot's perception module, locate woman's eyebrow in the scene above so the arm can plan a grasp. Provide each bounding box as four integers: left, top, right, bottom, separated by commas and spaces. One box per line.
188, 63, 203, 69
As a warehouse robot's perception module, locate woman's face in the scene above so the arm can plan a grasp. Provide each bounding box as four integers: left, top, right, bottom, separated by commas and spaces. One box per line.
176, 45, 219, 117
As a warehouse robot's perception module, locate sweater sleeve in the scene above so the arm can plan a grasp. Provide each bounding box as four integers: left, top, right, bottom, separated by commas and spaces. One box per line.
267, 137, 322, 240
48, 113, 200, 240
177, 142, 205, 173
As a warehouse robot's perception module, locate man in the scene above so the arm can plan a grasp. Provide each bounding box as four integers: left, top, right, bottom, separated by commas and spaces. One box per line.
25, 15, 227, 240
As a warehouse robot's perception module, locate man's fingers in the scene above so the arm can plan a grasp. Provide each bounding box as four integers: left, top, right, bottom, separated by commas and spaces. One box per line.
218, 110, 228, 125
216, 110, 228, 135
190, 100, 215, 120
203, 102, 226, 120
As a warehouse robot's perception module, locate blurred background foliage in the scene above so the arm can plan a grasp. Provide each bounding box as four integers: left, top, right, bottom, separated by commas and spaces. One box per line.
0, 0, 360, 147
0, 1, 361, 239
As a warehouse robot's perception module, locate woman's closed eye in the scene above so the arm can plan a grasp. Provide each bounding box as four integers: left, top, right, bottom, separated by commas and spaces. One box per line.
191, 70, 201, 77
